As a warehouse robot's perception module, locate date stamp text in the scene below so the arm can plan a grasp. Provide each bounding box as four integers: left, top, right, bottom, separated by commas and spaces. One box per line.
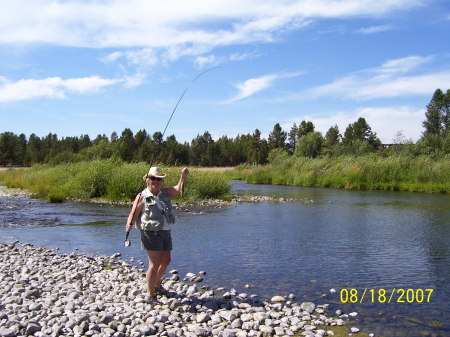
340, 288, 434, 304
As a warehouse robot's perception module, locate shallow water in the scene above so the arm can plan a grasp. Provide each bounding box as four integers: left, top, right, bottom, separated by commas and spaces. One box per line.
0, 181, 449, 336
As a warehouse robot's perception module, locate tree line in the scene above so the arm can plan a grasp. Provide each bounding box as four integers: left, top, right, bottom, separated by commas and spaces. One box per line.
1, 88, 449, 167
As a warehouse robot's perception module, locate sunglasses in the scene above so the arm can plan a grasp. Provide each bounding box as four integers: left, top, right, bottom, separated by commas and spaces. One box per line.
149, 176, 163, 181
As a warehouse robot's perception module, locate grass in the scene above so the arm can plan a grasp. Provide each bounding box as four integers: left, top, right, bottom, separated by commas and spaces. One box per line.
225, 154, 450, 194
2, 154, 448, 202
0, 159, 230, 203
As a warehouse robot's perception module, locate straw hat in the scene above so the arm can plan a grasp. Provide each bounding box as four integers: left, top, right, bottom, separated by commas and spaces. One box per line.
143, 167, 166, 181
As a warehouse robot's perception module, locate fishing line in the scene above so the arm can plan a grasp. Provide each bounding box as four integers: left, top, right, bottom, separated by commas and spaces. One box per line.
124, 66, 219, 247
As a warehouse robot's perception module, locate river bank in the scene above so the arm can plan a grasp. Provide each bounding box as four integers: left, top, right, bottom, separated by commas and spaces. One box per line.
0, 184, 295, 211
0, 241, 369, 337
227, 154, 450, 194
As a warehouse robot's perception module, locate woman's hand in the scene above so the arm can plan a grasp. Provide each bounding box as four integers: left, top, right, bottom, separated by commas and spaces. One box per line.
181, 167, 190, 177
125, 222, 133, 232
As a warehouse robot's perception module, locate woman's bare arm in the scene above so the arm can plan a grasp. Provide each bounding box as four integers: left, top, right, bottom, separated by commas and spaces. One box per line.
163, 167, 189, 198
125, 194, 144, 232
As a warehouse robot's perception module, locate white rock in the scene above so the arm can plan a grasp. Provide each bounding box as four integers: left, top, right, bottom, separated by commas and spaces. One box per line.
236, 331, 248, 337
335, 319, 345, 326
300, 302, 316, 313
259, 325, 274, 334
240, 313, 253, 322
196, 313, 210, 323
303, 324, 316, 331
0, 327, 15, 337
271, 296, 285, 303
231, 318, 243, 328
222, 329, 239, 337
242, 322, 254, 331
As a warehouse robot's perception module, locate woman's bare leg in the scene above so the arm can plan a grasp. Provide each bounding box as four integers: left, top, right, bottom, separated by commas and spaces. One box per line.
155, 250, 171, 288
146, 250, 163, 296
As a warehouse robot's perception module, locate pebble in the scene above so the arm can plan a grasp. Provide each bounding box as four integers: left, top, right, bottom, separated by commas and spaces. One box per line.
271, 296, 286, 303
300, 302, 316, 313
0, 241, 360, 337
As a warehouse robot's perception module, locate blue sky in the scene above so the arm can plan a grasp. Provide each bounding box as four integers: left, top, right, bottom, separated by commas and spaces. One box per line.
1, 0, 450, 144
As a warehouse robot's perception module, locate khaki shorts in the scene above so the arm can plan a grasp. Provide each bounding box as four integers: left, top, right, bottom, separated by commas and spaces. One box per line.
140, 229, 172, 251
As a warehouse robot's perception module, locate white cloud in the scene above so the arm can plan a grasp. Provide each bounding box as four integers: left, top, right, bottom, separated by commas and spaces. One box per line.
0, 1, 423, 87
226, 71, 303, 103
228, 74, 279, 102
123, 72, 146, 88
0, 76, 120, 103
378, 55, 433, 74
0, 0, 423, 49
229, 51, 260, 61
357, 106, 424, 142
308, 71, 450, 100
284, 106, 424, 143
63, 76, 119, 93
356, 24, 394, 34
103, 48, 159, 67
195, 55, 222, 68
300, 55, 448, 100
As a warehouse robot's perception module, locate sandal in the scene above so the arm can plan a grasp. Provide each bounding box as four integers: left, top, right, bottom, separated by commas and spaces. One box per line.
145, 294, 158, 303
155, 285, 168, 296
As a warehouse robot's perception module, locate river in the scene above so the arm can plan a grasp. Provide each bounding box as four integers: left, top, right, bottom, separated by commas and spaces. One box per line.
0, 181, 449, 337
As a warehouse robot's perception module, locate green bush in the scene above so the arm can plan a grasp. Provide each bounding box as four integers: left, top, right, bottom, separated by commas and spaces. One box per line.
0, 161, 231, 202
105, 162, 148, 201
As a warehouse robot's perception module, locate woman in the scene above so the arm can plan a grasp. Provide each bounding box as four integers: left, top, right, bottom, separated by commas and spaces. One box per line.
125, 166, 189, 298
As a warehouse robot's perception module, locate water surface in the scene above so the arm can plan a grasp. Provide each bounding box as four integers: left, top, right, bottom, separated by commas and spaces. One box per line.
0, 181, 449, 337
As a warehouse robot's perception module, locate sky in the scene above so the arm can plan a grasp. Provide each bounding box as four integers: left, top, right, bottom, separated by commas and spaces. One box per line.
1, 0, 450, 144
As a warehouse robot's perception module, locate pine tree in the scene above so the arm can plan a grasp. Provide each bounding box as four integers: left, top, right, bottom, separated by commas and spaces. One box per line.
423, 88, 444, 137
298, 120, 315, 138
343, 118, 381, 148
268, 123, 287, 150
325, 125, 341, 146
117, 128, 134, 162
442, 89, 450, 134
288, 123, 298, 153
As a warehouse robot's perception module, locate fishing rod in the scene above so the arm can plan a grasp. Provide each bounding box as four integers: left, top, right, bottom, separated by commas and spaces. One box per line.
124, 66, 218, 247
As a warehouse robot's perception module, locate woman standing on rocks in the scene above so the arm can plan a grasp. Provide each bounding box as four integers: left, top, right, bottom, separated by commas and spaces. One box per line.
125, 167, 189, 299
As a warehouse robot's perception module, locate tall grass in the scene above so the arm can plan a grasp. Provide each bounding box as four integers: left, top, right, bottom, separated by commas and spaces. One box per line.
225, 154, 450, 193
0, 160, 230, 202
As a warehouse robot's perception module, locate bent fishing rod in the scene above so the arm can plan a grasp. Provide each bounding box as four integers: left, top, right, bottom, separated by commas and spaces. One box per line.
124, 67, 218, 247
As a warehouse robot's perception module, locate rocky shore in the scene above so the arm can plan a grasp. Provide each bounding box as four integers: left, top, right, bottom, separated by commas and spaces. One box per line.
69, 195, 298, 209
0, 184, 302, 218
0, 242, 367, 337
0, 186, 31, 199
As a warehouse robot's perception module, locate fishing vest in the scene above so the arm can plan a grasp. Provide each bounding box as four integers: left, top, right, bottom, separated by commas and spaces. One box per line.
136, 189, 175, 232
